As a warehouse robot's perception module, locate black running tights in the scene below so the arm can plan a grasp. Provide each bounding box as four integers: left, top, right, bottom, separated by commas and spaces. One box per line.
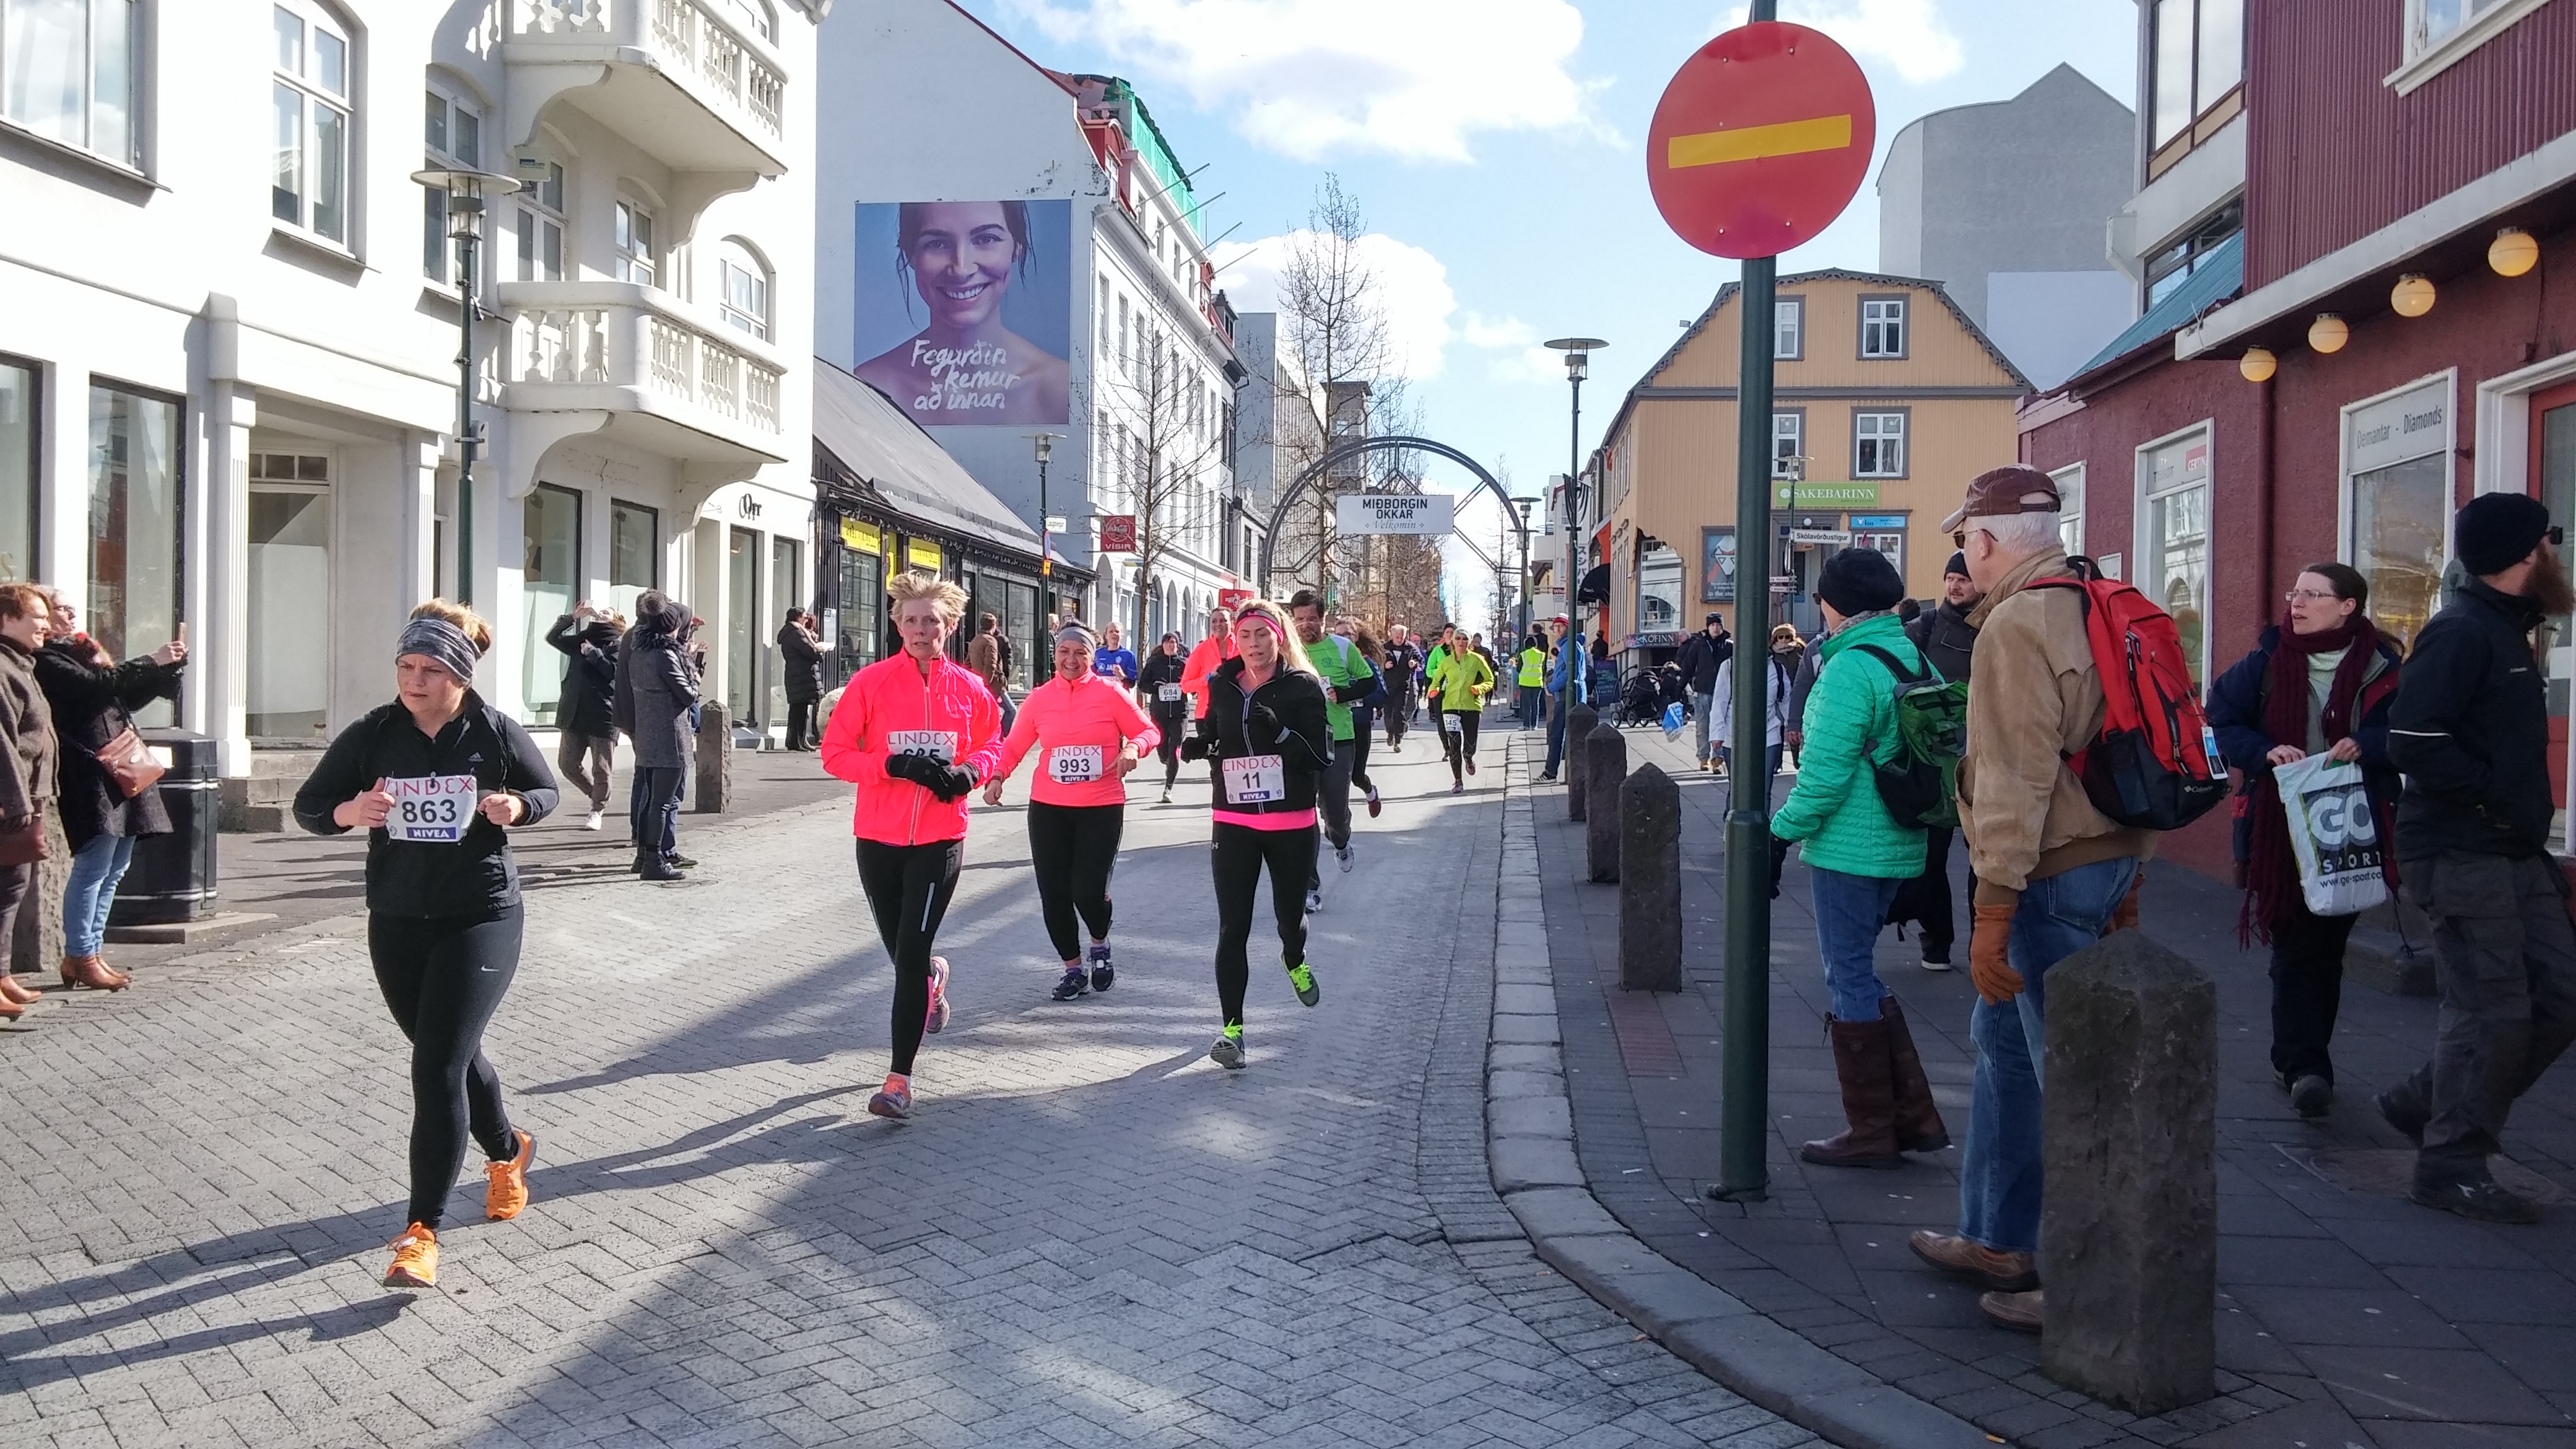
1153, 711, 1186, 788
1211, 821, 1315, 1030
856, 838, 964, 1075
1442, 710, 1482, 782
371, 907, 523, 1230
1350, 705, 1377, 794
1028, 801, 1123, 962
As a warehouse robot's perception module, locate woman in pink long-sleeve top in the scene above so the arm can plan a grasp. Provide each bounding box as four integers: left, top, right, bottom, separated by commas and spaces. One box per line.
983, 621, 1161, 1002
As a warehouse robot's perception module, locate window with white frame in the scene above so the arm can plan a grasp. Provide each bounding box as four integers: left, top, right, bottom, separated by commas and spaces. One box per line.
1097, 275, 1111, 364
1770, 411, 1803, 480
614, 198, 656, 287
718, 240, 770, 339
2137, 425, 2213, 689
514, 160, 564, 282
2049, 462, 2086, 555
3, 0, 141, 167
1860, 298, 1906, 359
272, 3, 352, 244
1853, 411, 1907, 478
2342, 376, 2452, 655
2404, 0, 2522, 65
422, 84, 481, 281
1773, 298, 1803, 360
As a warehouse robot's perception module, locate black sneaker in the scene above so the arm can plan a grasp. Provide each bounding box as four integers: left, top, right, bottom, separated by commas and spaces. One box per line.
2413, 1170, 2543, 1225
2378, 1083, 2430, 1146
667, 853, 698, 869
1050, 966, 1089, 1001
2289, 1074, 2332, 1118
1087, 942, 1114, 993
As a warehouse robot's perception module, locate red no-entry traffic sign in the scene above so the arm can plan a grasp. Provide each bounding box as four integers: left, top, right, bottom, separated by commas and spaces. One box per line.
1647, 22, 1876, 260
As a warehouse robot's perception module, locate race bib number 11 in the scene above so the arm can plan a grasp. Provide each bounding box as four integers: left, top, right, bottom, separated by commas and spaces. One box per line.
1222, 753, 1285, 805
384, 775, 478, 843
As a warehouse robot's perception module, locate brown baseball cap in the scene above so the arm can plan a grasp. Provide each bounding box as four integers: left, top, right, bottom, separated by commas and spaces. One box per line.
1938, 464, 2063, 534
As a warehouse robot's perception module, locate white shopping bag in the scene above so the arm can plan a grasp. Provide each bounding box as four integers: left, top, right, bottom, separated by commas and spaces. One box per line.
2273, 754, 2388, 918
1661, 700, 1686, 739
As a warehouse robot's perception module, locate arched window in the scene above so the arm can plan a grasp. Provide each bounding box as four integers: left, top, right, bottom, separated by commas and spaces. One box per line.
718, 238, 771, 341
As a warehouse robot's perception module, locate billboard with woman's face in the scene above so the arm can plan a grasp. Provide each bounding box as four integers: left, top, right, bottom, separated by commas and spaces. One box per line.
851, 199, 1072, 426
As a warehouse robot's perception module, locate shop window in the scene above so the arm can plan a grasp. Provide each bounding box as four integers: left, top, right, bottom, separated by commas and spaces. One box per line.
520, 485, 581, 725
272, 2, 352, 245
2136, 425, 2213, 689
1636, 542, 1684, 636
728, 525, 758, 720
88, 381, 182, 724
767, 534, 797, 726
3, 0, 141, 167
0, 357, 37, 581
608, 498, 656, 622
247, 454, 330, 738
1859, 298, 1906, 359
2343, 377, 2452, 658
837, 537, 883, 674
1854, 412, 1907, 479
2050, 462, 2086, 555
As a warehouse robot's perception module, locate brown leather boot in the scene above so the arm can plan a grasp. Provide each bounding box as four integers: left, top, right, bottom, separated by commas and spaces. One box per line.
1881, 997, 1951, 1153
0, 972, 39, 1005
1800, 1016, 1904, 1168
61, 955, 129, 991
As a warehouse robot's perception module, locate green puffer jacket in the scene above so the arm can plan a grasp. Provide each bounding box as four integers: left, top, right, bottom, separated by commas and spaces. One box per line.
1769, 612, 1929, 879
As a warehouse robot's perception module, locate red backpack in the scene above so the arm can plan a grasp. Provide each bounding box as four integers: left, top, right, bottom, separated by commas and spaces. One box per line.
2023, 559, 2229, 832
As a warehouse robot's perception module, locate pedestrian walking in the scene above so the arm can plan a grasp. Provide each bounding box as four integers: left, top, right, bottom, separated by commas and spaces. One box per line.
984, 622, 1157, 1001
1676, 612, 1731, 767
777, 607, 826, 751
1429, 633, 1494, 794
1181, 598, 1331, 1069
1710, 627, 1793, 812
0, 585, 55, 1020
292, 601, 559, 1289
547, 604, 622, 825
1899, 554, 1983, 971
2381, 494, 2576, 1224
1541, 615, 1579, 782
821, 570, 1004, 1121
2205, 563, 2402, 1120
1907, 466, 2153, 1334
1769, 548, 1949, 1170
1382, 625, 1422, 752
627, 597, 699, 881
1292, 588, 1379, 908
1138, 631, 1189, 803
35, 589, 186, 994
968, 612, 1017, 736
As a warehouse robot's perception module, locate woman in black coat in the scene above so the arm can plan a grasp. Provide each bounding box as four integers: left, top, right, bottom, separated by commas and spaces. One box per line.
777, 609, 825, 750
36, 590, 185, 991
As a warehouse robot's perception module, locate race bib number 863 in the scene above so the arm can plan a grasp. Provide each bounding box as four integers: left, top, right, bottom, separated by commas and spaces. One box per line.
384, 775, 478, 843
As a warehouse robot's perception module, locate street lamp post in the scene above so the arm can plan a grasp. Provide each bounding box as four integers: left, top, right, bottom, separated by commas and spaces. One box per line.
1511, 495, 1538, 638
412, 167, 520, 607
1544, 337, 1606, 689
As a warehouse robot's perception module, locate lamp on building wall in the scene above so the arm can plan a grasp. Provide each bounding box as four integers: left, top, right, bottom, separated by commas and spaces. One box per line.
2491, 227, 2540, 278
2239, 347, 2278, 383
2307, 313, 2349, 354
412, 165, 521, 607
2390, 274, 2437, 317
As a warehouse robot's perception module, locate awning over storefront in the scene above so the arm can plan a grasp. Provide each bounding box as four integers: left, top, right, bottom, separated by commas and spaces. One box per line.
811, 359, 1081, 576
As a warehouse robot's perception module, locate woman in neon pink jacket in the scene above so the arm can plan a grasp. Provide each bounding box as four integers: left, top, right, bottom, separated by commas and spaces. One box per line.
982, 622, 1160, 1002
819, 570, 1004, 1122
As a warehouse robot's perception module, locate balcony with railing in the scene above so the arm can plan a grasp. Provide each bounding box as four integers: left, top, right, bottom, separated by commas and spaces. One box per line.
505, 0, 788, 176
497, 281, 789, 464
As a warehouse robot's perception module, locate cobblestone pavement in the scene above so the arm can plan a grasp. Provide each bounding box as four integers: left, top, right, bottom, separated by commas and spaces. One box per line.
0, 725, 1814, 1449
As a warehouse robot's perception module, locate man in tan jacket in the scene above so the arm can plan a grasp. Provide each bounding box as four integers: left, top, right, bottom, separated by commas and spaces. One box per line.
1906, 465, 2153, 1334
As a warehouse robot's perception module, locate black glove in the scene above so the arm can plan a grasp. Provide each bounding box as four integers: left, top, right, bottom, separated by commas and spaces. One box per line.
1248, 703, 1281, 738
1181, 736, 1210, 762
928, 764, 977, 801
885, 752, 946, 789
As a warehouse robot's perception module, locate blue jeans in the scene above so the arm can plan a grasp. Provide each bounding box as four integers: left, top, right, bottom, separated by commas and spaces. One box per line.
1544, 694, 1569, 776
1956, 855, 2141, 1255
1811, 868, 1900, 1021
1722, 742, 1785, 812
1690, 691, 1715, 761
64, 833, 139, 956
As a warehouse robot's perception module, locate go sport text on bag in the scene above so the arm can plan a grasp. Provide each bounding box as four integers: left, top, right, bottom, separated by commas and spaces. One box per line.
1852, 643, 1965, 830
2026, 559, 2229, 831
2269, 754, 2388, 917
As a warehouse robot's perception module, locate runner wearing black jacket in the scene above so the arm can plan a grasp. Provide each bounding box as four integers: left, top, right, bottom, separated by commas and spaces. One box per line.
2382, 494, 2576, 1225
294, 602, 560, 1289
1137, 633, 1189, 801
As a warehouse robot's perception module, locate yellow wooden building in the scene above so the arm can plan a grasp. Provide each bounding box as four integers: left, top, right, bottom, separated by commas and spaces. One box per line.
1590, 271, 2030, 657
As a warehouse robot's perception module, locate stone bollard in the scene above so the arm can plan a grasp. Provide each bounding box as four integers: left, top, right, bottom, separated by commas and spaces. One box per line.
1566, 703, 1599, 820
1583, 723, 1627, 882
694, 701, 733, 814
1617, 764, 1682, 990
2041, 928, 2219, 1416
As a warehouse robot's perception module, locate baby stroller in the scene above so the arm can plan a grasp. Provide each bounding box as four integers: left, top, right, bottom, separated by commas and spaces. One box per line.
1615, 666, 1668, 728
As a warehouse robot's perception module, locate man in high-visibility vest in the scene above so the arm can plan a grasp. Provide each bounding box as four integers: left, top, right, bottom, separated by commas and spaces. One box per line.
1515, 633, 1546, 728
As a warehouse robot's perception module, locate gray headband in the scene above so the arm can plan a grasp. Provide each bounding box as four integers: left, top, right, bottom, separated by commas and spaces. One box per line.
1054, 622, 1097, 650
397, 617, 478, 684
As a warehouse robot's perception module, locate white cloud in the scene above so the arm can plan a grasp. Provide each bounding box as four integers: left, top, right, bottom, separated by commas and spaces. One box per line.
1715, 0, 1964, 84
1007, 0, 1606, 162
1213, 230, 1459, 379
1457, 311, 1566, 385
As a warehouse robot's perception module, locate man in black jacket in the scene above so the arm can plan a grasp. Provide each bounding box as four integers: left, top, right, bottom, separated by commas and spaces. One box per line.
1897, 553, 1983, 972
2384, 493, 2576, 1224
1674, 612, 1731, 769
545, 606, 621, 830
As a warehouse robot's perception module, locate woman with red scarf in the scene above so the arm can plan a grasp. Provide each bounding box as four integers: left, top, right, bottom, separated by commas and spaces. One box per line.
2206, 562, 2404, 1120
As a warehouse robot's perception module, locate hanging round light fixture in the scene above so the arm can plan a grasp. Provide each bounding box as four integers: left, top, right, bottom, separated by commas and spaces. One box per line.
2239, 347, 2277, 383
2491, 227, 2539, 278
2390, 274, 2436, 317
2308, 313, 2350, 354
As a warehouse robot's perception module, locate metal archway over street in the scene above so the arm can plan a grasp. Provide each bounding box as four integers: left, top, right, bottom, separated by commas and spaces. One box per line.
1258, 434, 1531, 598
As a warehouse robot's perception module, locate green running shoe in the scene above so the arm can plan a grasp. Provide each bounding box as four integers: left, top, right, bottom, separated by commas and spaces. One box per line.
1209, 1026, 1245, 1070
1286, 961, 1320, 1007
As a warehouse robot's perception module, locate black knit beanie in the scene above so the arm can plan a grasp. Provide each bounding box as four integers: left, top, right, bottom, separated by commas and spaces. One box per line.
2456, 493, 2551, 577
1943, 550, 1970, 579
1817, 548, 1905, 617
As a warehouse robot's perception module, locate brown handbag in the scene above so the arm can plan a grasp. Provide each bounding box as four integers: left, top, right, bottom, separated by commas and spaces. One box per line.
95, 725, 165, 799
0, 812, 45, 866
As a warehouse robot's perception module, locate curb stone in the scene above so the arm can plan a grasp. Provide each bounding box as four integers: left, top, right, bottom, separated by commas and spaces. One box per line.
1488, 732, 1993, 1449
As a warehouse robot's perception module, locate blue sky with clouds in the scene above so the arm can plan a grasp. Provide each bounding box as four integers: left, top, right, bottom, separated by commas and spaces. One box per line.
949, 0, 2140, 602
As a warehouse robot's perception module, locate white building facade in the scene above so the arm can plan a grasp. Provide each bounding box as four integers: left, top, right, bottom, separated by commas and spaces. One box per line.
814, 0, 1246, 647
0, 0, 824, 804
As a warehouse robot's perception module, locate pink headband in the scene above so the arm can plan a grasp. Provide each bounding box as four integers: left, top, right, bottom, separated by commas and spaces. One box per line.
1236, 612, 1286, 642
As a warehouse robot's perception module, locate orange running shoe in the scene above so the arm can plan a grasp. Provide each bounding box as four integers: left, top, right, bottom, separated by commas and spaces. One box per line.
485, 1129, 536, 1221
382, 1223, 438, 1288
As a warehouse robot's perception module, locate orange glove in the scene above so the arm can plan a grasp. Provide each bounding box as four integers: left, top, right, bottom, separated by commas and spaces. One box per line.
2108, 868, 2144, 934
1970, 903, 2023, 1006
